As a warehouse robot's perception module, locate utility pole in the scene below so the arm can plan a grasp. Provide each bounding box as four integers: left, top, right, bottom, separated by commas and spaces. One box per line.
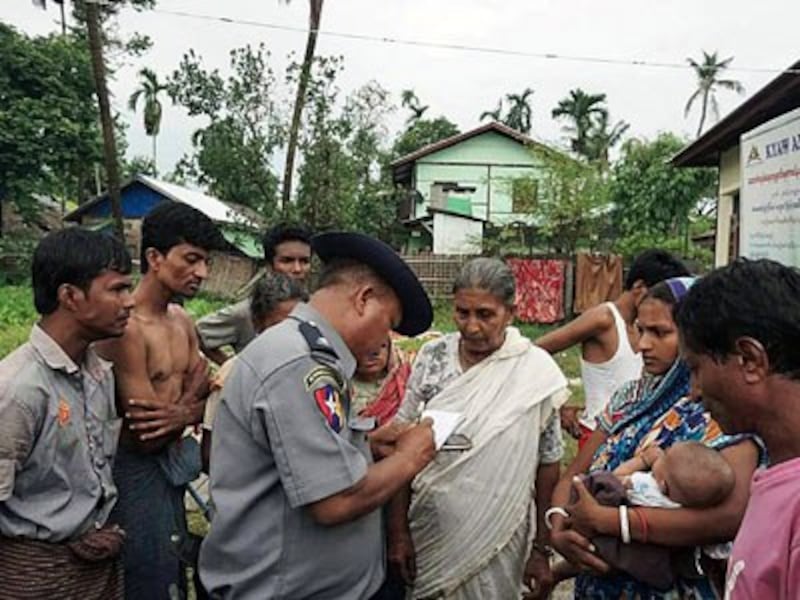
85, 0, 124, 240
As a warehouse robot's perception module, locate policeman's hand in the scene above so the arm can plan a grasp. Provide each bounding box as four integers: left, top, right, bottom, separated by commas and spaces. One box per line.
368, 421, 412, 460
395, 418, 436, 472
126, 397, 198, 441
387, 527, 417, 584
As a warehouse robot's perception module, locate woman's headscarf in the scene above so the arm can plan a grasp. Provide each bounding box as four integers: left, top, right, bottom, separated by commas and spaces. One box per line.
591, 276, 697, 471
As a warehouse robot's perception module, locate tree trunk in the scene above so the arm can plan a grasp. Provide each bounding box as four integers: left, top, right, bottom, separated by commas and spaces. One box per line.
59, 0, 66, 36
697, 89, 709, 137
152, 134, 158, 177
281, 0, 323, 210
85, 0, 124, 241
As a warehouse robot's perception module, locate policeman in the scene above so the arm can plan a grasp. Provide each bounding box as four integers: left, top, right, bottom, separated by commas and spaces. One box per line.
199, 232, 436, 599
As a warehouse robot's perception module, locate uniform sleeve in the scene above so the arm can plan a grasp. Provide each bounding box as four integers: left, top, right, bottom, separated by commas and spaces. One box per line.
538, 410, 564, 464
0, 393, 39, 502
197, 300, 249, 351
254, 357, 368, 509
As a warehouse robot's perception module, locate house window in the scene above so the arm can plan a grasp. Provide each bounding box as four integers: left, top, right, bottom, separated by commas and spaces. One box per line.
512, 179, 538, 213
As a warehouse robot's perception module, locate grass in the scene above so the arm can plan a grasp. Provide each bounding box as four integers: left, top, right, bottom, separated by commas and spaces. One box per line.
0, 284, 229, 359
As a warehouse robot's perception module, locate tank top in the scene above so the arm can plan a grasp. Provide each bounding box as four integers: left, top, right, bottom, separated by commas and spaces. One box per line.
579, 302, 643, 429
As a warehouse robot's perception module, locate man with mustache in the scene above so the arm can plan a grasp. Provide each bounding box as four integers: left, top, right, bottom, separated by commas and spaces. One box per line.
0, 229, 134, 599
97, 202, 229, 600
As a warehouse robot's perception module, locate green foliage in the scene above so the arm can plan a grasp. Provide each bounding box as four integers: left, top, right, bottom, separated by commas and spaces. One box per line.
295, 60, 400, 239
123, 155, 156, 177
518, 149, 612, 254
170, 45, 281, 219
552, 88, 607, 157
551, 88, 629, 168
0, 232, 37, 284
0, 24, 102, 220
0, 285, 36, 357
392, 117, 459, 159
609, 133, 717, 241
481, 88, 535, 134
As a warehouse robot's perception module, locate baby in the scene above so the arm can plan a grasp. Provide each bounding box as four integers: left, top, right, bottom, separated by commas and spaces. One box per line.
555, 441, 735, 591
615, 440, 735, 510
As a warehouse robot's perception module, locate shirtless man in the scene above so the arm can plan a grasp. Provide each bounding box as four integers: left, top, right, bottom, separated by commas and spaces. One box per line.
536, 249, 689, 448
98, 201, 229, 600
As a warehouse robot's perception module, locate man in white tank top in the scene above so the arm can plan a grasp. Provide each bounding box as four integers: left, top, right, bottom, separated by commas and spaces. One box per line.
536, 250, 689, 448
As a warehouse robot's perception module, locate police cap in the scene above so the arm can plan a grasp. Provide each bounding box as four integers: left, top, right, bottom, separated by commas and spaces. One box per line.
311, 232, 433, 336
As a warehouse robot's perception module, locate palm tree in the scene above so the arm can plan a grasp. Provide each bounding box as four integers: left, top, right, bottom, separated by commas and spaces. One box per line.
552, 89, 608, 158
503, 88, 534, 134
400, 89, 429, 124
281, 0, 324, 210
480, 99, 503, 122
128, 68, 169, 175
585, 112, 630, 170
685, 50, 745, 137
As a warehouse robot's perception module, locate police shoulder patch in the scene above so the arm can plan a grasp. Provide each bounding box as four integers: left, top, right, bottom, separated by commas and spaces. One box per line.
304, 365, 343, 391
304, 365, 347, 433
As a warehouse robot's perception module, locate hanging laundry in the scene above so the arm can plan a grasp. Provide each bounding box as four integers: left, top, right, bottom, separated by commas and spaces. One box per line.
574, 253, 623, 313
506, 258, 566, 323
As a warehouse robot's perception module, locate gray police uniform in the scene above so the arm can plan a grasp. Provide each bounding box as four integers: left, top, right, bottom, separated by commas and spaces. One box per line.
199, 303, 384, 599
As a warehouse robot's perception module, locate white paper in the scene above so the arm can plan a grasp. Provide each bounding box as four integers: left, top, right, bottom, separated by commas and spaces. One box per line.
421, 409, 464, 450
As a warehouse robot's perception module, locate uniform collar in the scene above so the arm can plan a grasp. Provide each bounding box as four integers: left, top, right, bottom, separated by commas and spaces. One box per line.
29, 324, 112, 380
291, 303, 357, 378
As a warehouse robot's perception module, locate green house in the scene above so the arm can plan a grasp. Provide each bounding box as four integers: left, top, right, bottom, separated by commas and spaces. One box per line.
391, 121, 560, 253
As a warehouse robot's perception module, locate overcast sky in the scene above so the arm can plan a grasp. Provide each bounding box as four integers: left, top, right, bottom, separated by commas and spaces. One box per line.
4, 0, 799, 179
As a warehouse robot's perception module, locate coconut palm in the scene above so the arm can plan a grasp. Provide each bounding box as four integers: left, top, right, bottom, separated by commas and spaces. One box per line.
480, 99, 503, 123
400, 89, 429, 124
585, 112, 630, 170
504, 88, 535, 134
685, 50, 745, 137
281, 0, 324, 209
552, 89, 608, 158
128, 68, 169, 174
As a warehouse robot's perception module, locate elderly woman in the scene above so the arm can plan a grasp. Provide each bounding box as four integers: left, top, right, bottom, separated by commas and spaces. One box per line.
387, 257, 568, 599
548, 278, 763, 599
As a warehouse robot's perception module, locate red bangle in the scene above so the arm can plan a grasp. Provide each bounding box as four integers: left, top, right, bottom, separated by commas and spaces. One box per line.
630, 507, 649, 544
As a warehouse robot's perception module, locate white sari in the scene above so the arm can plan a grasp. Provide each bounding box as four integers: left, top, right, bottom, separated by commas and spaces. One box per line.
400, 327, 568, 599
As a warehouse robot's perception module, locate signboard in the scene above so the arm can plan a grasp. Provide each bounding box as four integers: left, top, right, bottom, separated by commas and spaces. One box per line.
740, 106, 800, 266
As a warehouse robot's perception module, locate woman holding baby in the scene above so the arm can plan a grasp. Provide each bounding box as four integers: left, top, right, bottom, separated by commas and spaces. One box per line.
546, 277, 764, 599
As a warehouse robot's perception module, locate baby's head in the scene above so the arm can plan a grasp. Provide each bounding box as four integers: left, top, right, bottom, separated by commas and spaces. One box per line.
651, 441, 735, 507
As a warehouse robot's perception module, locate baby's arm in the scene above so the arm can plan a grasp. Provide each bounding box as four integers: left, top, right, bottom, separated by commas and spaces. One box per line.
613, 445, 665, 476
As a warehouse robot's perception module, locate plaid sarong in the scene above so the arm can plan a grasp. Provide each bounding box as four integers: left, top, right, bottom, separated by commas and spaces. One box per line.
0, 535, 123, 600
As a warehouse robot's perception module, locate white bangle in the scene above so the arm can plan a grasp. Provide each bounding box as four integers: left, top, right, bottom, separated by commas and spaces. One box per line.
619, 505, 631, 544
544, 506, 569, 530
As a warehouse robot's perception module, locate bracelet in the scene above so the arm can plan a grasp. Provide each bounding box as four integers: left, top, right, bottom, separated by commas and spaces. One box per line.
544, 506, 569, 530
631, 506, 649, 544
619, 505, 631, 544
530, 541, 554, 558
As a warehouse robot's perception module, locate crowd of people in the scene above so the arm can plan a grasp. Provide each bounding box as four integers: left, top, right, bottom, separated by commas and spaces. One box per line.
0, 202, 799, 600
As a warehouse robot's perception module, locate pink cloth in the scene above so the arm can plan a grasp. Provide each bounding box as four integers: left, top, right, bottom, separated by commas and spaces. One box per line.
725, 457, 800, 599
505, 258, 566, 324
